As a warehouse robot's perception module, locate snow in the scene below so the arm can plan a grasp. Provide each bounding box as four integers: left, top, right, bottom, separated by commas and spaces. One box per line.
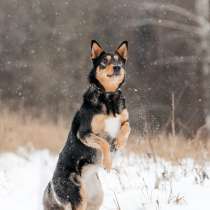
0, 149, 210, 210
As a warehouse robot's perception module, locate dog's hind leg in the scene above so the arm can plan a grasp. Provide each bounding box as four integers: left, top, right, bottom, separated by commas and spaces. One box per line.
73, 180, 87, 210
85, 173, 103, 210
51, 174, 87, 210
43, 182, 65, 210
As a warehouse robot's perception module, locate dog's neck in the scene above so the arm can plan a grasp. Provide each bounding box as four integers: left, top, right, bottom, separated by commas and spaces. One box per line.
89, 83, 121, 97
83, 83, 123, 115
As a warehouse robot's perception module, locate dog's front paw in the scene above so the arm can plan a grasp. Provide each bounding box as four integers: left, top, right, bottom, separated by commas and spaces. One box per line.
102, 156, 112, 172
115, 122, 131, 150
114, 138, 127, 150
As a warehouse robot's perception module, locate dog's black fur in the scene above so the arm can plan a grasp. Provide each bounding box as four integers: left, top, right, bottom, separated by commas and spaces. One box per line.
43, 40, 130, 210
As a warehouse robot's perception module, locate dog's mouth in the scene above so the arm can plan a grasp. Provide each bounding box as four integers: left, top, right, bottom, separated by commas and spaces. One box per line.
107, 72, 121, 78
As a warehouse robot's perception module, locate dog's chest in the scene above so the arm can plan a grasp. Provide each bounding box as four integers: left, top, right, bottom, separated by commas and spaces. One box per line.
104, 116, 120, 138
91, 114, 121, 138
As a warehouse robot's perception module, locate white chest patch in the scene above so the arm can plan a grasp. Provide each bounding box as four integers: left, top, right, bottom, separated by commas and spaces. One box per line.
104, 116, 120, 138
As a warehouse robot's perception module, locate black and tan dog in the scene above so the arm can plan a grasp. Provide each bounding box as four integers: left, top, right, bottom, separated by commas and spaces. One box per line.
43, 40, 131, 210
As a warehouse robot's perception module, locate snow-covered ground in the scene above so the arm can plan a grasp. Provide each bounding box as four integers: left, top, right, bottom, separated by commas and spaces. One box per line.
0, 149, 210, 210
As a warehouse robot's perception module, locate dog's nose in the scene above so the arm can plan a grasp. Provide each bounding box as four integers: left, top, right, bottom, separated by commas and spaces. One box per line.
113, 65, 121, 73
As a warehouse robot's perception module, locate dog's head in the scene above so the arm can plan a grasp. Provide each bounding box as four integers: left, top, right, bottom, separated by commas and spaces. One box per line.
89, 40, 128, 92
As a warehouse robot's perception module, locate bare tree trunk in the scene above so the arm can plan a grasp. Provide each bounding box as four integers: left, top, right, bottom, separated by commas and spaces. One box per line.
171, 92, 176, 137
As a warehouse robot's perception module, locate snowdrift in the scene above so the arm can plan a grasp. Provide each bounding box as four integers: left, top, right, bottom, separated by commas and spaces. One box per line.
0, 149, 210, 210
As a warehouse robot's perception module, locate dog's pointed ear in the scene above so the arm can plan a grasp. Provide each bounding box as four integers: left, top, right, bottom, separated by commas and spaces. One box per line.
91, 40, 104, 59
115, 41, 128, 61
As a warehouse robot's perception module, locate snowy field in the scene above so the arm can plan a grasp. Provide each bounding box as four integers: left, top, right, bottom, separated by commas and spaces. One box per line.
0, 149, 210, 210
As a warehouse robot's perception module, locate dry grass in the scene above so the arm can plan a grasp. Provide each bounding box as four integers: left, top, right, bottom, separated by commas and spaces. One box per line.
127, 134, 210, 163
0, 108, 210, 163
0, 108, 68, 152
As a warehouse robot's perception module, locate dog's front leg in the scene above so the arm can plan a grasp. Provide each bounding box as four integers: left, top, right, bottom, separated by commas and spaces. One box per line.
80, 133, 112, 172
114, 109, 131, 150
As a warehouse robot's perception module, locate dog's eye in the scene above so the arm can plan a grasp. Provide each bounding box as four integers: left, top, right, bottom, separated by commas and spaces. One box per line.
118, 61, 123, 66
118, 61, 124, 67
100, 58, 108, 68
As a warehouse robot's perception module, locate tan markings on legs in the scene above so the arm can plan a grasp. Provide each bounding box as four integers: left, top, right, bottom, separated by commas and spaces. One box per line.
91, 114, 106, 134
115, 121, 131, 150
115, 109, 131, 150
75, 180, 87, 210
82, 133, 112, 171
83, 172, 103, 210
120, 109, 129, 124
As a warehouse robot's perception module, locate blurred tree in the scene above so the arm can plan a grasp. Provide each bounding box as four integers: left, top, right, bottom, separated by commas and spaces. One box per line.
0, 0, 209, 136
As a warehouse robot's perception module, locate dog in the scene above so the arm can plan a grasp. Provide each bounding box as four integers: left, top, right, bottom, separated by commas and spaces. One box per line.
43, 40, 131, 210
